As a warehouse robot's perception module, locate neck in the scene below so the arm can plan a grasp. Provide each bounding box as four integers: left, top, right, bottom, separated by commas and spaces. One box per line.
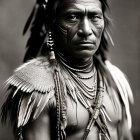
56, 52, 94, 71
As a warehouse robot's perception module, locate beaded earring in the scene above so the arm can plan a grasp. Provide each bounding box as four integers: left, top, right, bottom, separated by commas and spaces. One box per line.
44, 31, 55, 62
42, 0, 47, 10
46, 31, 56, 61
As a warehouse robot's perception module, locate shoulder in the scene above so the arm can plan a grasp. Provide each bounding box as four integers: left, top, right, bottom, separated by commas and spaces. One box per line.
6, 56, 55, 93
105, 60, 134, 104
1, 57, 56, 130
105, 60, 134, 129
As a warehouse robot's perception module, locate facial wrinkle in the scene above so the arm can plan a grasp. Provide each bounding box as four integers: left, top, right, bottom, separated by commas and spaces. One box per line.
66, 25, 78, 47
58, 25, 67, 37
91, 20, 104, 36
58, 25, 71, 47
57, 1, 102, 17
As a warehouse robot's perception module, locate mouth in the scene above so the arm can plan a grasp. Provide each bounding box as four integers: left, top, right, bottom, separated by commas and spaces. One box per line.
76, 41, 94, 44
75, 41, 95, 49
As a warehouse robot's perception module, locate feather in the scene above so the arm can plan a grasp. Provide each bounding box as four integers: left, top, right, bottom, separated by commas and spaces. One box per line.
61, 66, 78, 102
20, 92, 41, 126
5, 57, 55, 94
100, 107, 112, 122
12, 88, 19, 98
23, 5, 36, 35
105, 60, 133, 129
23, 0, 46, 35
23, 3, 47, 62
65, 78, 77, 103
17, 92, 34, 127
33, 90, 55, 120
1, 57, 56, 130
1, 88, 15, 124
106, 31, 114, 47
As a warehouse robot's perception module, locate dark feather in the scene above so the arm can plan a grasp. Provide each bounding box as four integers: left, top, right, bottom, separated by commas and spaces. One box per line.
23, 6, 36, 35
23, 2, 47, 62
1, 87, 16, 124
23, 0, 45, 35
1, 87, 24, 125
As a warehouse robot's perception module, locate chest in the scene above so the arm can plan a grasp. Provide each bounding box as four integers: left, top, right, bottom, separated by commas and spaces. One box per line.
66, 90, 122, 132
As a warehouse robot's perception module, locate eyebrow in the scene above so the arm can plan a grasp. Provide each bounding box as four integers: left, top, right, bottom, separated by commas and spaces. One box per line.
66, 9, 102, 14
63, 9, 103, 18
63, 5, 103, 15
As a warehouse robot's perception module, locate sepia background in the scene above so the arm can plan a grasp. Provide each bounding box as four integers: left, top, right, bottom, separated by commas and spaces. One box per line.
0, 0, 140, 139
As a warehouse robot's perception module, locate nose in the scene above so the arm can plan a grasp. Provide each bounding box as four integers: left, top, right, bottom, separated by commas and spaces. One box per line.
77, 18, 92, 37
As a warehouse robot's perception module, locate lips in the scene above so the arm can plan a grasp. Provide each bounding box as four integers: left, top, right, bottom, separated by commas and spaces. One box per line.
76, 41, 94, 44
75, 41, 95, 50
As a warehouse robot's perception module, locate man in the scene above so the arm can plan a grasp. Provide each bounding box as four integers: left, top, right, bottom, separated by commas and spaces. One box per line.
1, 0, 134, 140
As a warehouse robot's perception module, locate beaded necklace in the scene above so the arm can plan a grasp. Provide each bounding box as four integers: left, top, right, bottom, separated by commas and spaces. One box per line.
57, 53, 97, 100
65, 67, 97, 99
56, 53, 110, 140
60, 63, 110, 140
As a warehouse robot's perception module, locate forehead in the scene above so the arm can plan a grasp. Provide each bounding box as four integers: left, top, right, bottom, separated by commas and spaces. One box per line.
57, 0, 102, 13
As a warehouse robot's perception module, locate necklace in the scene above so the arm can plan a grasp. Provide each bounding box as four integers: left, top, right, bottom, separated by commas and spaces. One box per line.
72, 65, 96, 80
57, 53, 97, 99
60, 62, 97, 99
68, 68, 97, 99
56, 54, 109, 139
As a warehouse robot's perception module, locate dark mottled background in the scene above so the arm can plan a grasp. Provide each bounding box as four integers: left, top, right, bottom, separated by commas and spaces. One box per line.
0, 0, 140, 139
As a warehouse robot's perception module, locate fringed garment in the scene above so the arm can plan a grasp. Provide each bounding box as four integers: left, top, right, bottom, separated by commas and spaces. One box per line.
1, 57, 133, 140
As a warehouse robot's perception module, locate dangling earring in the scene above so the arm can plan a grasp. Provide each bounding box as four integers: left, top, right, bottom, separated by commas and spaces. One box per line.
47, 31, 56, 61
42, 0, 47, 10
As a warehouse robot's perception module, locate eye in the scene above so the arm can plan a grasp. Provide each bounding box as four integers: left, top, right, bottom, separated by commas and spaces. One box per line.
70, 15, 77, 20
89, 14, 103, 22
65, 14, 80, 22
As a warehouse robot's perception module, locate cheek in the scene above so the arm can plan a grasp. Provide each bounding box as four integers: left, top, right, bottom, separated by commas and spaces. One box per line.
55, 23, 77, 45
62, 28, 78, 47
94, 21, 104, 44
67, 25, 78, 43
94, 20, 104, 37
57, 25, 68, 41
91, 21, 104, 47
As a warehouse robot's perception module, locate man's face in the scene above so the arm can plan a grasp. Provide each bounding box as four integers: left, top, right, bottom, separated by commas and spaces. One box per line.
54, 0, 104, 60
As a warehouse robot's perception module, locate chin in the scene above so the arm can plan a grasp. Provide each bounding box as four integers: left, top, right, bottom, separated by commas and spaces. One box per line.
72, 50, 95, 59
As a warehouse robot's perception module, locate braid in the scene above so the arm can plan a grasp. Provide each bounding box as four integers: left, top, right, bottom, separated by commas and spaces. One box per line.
52, 60, 67, 140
